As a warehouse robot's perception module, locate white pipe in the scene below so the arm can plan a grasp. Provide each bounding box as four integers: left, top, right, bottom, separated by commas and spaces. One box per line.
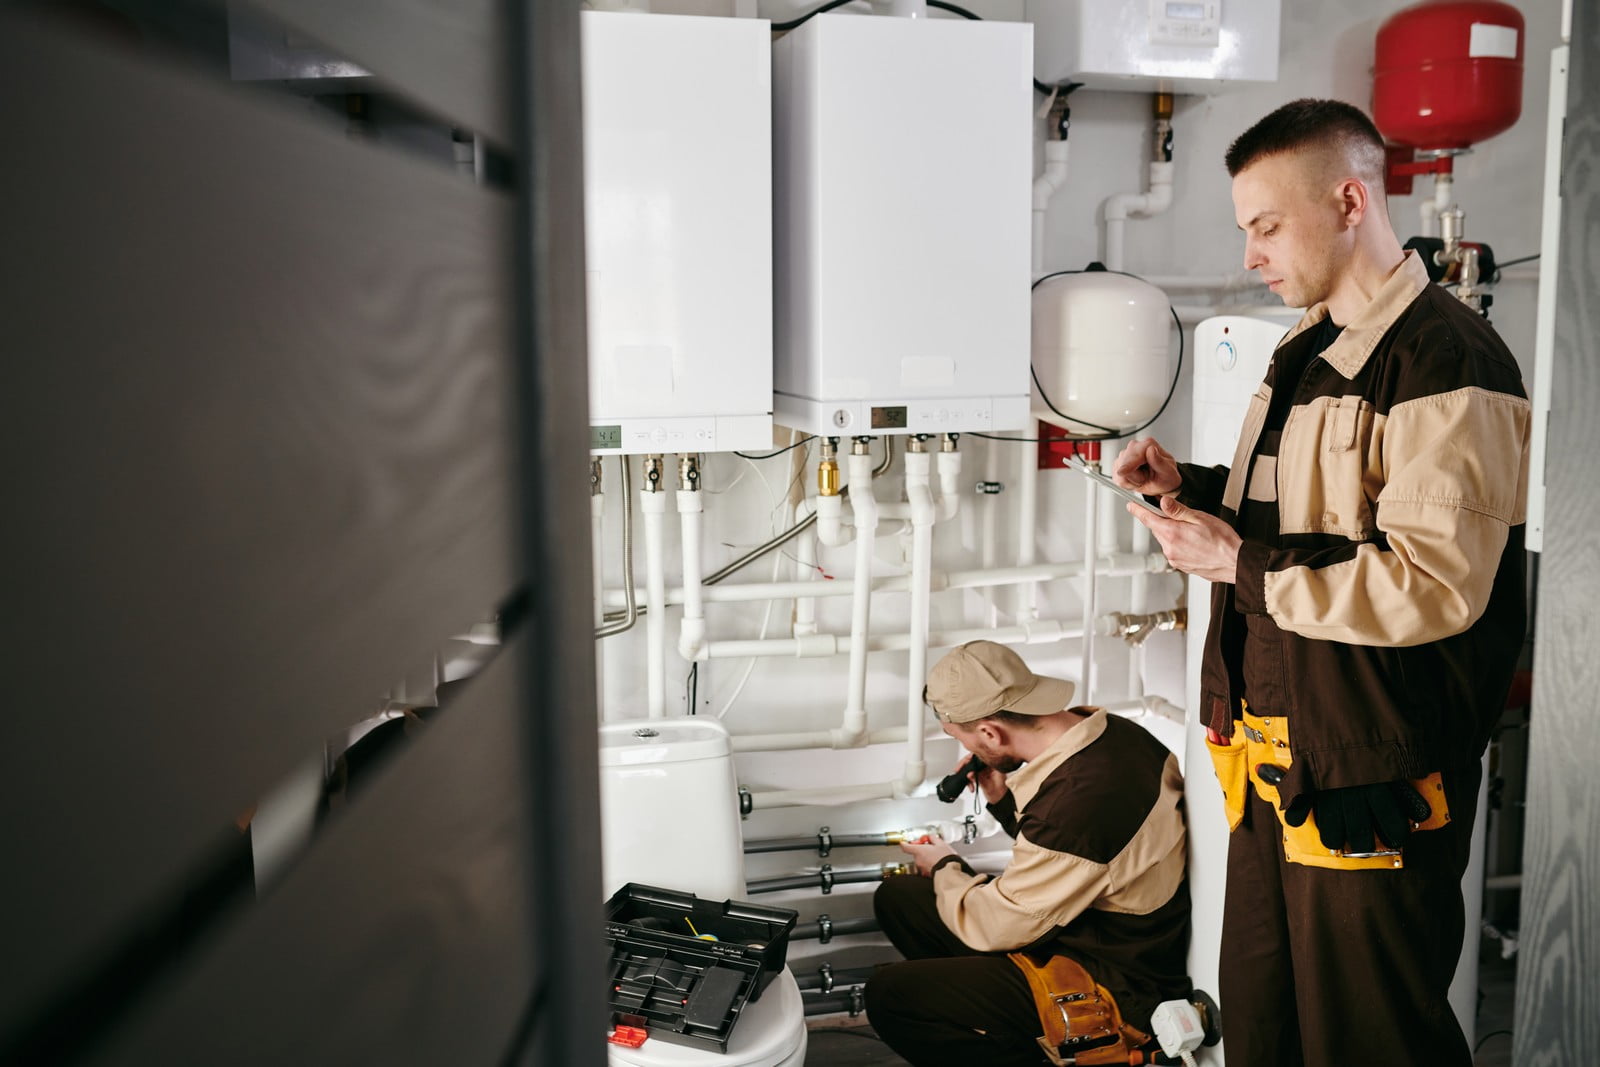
901, 450, 936, 796
1079, 465, 1099, 705
728, 620, 1086, 757
1421, 171, 1453, 239
1140, 272, 1268, 292
1128, 520, 1152, 698
980, 440, 1002, 626
836, 451, 879, 748
816, 493, 850, 547
935, 448, 962, 520
1098, 479, 1121, 558
705, 619, 1083, 662
1032, 138, 1071, 278
1102, 160, 1174, 273
1016, 437, 1038, 619
592, 493, 606, 628
676, 485, 706, 661
729, 725, 966, 756
1100, 694, 1186, 725
792, 499, 820, 636
641, 488, 669, 718
601, 553, 1169, 609
745, 783, 897, 809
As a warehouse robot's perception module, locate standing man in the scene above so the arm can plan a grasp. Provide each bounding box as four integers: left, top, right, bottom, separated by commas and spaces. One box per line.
1113, 99, 1529, 1066
865, 641, 1191, 1066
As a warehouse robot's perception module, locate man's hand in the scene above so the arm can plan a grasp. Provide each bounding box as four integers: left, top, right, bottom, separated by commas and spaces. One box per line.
1112, 437, 1182, 496
951, 752, 1009, 806
899, 837, 958, 877
1128, 495, 1243, 584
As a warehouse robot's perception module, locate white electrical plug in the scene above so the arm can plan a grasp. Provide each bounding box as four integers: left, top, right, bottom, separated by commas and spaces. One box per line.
1150, 998, 1207, 1056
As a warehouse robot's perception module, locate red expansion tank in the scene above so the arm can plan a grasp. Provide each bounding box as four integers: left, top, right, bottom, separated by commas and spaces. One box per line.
1374, 0, 1524, 150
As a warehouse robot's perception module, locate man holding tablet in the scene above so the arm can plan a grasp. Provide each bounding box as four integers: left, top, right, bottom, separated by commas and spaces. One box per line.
1111, 98, 1530, 1067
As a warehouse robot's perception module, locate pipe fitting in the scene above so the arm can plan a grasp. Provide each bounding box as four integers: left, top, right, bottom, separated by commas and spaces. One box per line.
590, 457, 603, 496
818, 458, 839, 497
678, 452, 701, 491
851, 436, 873, 457
642, 454, 665, 493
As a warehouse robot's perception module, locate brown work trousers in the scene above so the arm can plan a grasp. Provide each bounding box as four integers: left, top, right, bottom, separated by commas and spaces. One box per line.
1220, 763, 1481, 1067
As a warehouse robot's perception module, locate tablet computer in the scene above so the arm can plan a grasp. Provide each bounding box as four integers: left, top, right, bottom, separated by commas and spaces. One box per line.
1066, 454, 1167, 517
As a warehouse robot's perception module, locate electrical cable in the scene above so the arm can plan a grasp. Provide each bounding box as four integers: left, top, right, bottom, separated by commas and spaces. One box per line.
923, 0, 1060, 94
770, 0, 859, 32
1495, 254, 1539, 270
735, 435, 816, 461
771, 0, 1065, 96
1474, 1029, 1513, 1054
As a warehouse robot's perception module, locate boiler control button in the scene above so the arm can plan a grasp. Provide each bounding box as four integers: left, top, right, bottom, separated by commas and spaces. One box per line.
1216, 340, 1237, 371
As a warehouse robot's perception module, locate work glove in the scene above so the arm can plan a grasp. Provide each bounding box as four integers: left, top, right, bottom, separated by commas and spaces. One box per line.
1282, 781, 1432, 855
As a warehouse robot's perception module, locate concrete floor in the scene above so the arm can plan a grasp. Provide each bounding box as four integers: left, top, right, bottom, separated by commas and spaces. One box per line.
801, 937, 1521, 1066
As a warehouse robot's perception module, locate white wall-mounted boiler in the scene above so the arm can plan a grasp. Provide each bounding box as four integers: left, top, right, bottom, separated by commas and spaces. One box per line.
771, 14, 1033, 437
581, 11, 773, 455
1028, 0, 1281, 94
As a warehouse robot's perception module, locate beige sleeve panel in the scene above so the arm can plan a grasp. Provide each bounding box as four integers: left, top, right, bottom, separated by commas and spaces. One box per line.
1264, 386, 1530, 647
932, 837, 1111, 953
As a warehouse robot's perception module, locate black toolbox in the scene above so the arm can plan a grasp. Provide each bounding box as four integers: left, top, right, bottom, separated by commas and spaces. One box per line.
604, 883, 799, 1053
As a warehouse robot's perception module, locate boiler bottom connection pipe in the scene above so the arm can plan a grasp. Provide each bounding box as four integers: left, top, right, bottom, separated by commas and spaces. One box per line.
743, 830, 904, 855
802, 987, 868, 1018
791, 915, 881, 942
795, 963, 880, 992
744, 864, 910, 896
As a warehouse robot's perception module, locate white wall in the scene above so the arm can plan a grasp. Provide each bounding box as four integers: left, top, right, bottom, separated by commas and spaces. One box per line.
594, 0, 1559, 998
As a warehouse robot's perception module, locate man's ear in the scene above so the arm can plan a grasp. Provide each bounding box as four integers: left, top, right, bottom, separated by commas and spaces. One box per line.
973, 720, 1005, 749
1336, 177, 1370, 227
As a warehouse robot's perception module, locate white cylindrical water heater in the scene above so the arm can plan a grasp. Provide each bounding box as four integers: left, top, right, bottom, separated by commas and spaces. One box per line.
1031, 271, 1173, 434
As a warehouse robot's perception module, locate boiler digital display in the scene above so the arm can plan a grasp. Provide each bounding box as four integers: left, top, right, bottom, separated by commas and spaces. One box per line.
870, 406, 908, 430
1165, 2, 1205, 18
591, 424, 622, 450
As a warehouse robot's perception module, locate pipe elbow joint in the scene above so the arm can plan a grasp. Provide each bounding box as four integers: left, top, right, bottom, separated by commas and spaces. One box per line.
894, 760, 929, 798
678, 618, 707, 661
829, 718, 869, 749
816, 495, 850, 546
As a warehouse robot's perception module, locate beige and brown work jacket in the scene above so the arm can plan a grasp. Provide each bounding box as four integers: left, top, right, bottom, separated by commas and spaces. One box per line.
930, 709, 1189, 1029
1186, 251, 1531, 809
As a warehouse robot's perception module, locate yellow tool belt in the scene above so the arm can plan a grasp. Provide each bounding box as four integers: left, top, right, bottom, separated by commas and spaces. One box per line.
1007, 952, 1152, 1066
1206, 705, 1450, 870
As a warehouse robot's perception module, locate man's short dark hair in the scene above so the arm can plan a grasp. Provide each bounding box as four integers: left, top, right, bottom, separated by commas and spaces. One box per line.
1225, 98, 1387, 182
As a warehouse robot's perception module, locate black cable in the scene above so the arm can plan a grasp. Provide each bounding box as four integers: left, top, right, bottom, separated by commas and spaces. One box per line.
773, 0, 1064, 96
685, 662, 698, 714
735, 435, 816, 460
923, 1, 1060, 95
770, 0, 858, 32
1496, 254, 1540, 270
1473, 1029, 1512, 1054
968, 430, 1099, 444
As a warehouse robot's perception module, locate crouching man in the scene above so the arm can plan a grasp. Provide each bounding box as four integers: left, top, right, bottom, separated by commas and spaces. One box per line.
865, 641, 1191, 1066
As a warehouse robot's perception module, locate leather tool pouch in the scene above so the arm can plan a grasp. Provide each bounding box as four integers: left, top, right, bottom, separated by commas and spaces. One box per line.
1243, 710, 1451, 871
1007, 953, 1151, 1066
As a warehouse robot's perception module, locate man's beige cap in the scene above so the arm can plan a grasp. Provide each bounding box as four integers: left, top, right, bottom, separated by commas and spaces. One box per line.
925, 640, 1075, 724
